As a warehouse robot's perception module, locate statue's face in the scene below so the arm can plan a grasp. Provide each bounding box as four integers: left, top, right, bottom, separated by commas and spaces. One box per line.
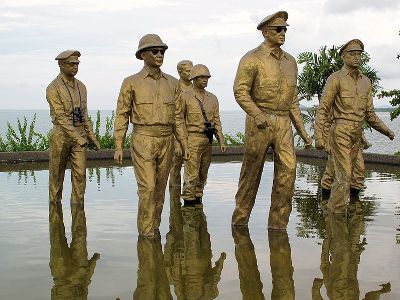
141, 47, 165, 68
178, 64, 192, 82
60, 57, 79, 77
342, 51, 362, 68
193, 76, 209, 89
264, 26, 287, 46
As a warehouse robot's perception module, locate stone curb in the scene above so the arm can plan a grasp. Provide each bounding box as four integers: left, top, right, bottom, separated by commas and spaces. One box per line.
0, 147, 399, 166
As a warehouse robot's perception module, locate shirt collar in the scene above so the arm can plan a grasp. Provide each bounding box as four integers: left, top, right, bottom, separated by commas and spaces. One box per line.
341, 65, 362, 79
58, 73, 77, 88
140, 66, 167, 80
260, 42, 286, 60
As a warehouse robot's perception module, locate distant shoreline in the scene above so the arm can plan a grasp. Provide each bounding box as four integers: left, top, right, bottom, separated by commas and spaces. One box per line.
0, 147, 399, 167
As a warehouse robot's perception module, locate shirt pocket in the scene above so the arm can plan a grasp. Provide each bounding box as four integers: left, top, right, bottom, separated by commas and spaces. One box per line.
135, 98, 154, 119
163, 97, 175, 119
340, 90, 355, 110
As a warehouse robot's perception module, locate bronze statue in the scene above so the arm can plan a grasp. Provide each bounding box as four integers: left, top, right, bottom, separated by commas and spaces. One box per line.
315, 39, 395, 213
113, 34, 188, 237
49, 203, 100, 299
231, 11, 312, 229
176, 64, 226, 205
46, 50, 100, 204
169, 60, 193, 192
321, 132, 370, 198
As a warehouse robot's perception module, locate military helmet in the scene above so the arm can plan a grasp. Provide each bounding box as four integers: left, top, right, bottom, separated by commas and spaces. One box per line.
189, 64, 211, 80
135, 34, 168, 59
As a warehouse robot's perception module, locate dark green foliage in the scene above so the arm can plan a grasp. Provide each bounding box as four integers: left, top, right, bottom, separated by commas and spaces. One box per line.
212, 132, 245, 146
4, 114, 49, 151
88, 110, 117, 150
378, 89, 400, 120
297, 45, 381, 102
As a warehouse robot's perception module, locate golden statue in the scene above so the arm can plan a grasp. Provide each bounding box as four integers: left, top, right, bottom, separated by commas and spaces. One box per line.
231, 11, 312, 229
169, 60, 193, 192
315, 39, 395, 213
46, 50, 100, 204
176, 64, 226, 205
113, 34, 189, 236
49, 203, 100, 299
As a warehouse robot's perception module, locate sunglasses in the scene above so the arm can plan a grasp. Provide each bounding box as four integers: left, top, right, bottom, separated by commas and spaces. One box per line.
149, 48, 166, 55
269, 26, 287, 33
64, 61, 79, 66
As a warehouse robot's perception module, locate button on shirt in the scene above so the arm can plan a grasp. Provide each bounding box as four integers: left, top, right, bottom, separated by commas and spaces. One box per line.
233, 42, 308, 139
46, 74, 93, 146
176, 88, 224, 143
315, 66, 391, 141
114, 67, 180, 150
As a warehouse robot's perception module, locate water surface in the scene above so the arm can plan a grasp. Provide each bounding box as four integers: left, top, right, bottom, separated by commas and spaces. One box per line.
0, 157, 399, 299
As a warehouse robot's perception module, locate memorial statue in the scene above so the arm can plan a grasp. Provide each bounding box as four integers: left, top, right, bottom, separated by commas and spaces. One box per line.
113, 34, 189, 237
315, 39, 395, 213
321, 131, 370, 198
176, 64, 226, 206
231, 11, 312, 229
46, 50, 100, 204
169, 60, 193, 191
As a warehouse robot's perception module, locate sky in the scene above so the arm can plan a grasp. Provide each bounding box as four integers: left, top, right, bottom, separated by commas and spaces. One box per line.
0, 0, 399, 110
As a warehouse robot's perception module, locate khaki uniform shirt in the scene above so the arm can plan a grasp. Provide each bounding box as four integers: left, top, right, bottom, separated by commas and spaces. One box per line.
46, 74, 95, 146
176, 88, 224, 143
315, 66, 391, 141
114, 67, 183, 150
233, 42, 308, 138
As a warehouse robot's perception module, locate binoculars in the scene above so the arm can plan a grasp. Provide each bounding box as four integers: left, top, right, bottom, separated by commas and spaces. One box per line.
204, 122, 215, 144
72, 107, 84, 125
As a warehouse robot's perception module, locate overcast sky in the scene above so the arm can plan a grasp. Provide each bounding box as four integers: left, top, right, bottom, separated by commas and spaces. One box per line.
0, 0, 399, 110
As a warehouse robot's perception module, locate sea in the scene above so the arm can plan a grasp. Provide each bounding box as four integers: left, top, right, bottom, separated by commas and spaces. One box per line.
0, 109, 398, 155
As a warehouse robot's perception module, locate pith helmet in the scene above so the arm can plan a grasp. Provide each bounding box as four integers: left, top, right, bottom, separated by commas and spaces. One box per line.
55, 50, 81, 61
135, 34, 168, 59
257, 11, 289, 30
339, 39, 364, 56
189, 64, 211, 80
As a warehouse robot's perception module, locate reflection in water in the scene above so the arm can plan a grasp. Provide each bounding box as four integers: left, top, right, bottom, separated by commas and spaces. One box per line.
232, 227, 295, 300
164, 187, 226, 299
294, 163, 379, 241
133, 231, 172, 300
49, 203, 100, 300
312, 202, 391, 300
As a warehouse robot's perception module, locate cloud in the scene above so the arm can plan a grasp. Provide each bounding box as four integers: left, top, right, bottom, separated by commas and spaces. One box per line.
0, 0, 183, 11
324, 0, 400, 14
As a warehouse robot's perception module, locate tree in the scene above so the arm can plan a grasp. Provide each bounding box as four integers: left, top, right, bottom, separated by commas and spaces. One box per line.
295, 45, 381, 146
377, 31, 400, 121
297, 45, 381, 102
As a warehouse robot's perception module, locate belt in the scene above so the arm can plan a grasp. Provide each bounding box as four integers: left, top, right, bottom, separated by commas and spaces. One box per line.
53, 123, 85, 129
260, 108, 289, 117
333, 119, 362, 126
188, 131, 208, 138
133, 124, 173, 137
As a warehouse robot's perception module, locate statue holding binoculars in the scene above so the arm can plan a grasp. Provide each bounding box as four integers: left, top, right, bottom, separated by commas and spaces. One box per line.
46, 50, 100, 204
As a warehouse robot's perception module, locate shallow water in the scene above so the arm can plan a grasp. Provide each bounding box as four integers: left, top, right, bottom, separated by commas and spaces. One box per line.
0, 157, 399, 299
